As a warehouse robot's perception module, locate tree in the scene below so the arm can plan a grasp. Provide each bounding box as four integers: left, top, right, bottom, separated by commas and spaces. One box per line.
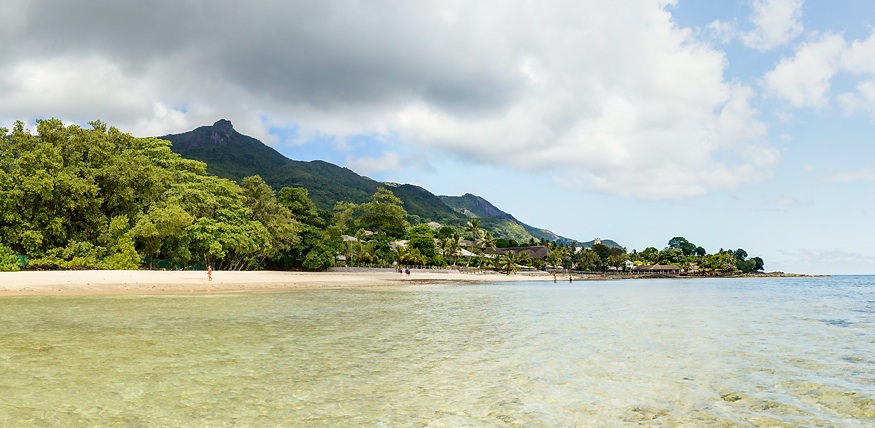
496, 250, 520, 275
640, 247, 659, 264
441, 234, 461, 265
277, 187, 321, 226
752, 256, 764, 271
332, 201, 358, 236
575, 248, 599, 271
101, 215, 141, 270
668, 236, 698, 257
591, 243, 611, 270
241, 176, 301, 265
392, 244, 409, 266
0, 245, 21, 272
658, 247, 685, 265
407, 224, 438, 264
466, 218, 482, 242
545, 246, 566, 269
517, 251, 534, 268
341, 239, 355, 265
436, 225, 456, 240
358, 188, 409, 238
480, 231, 497, 254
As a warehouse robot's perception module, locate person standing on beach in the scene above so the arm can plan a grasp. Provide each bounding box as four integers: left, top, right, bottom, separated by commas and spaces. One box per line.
405, 267, 410, 277
207, 265, 212, 281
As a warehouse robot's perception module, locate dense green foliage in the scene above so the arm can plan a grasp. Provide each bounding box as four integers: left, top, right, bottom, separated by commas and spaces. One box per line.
0, 245, 20, 272
0, 119, 766, 275
0, 120, 299, 270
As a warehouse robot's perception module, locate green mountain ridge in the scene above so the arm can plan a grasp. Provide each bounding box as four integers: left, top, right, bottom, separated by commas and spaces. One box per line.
161, 119, 616, 247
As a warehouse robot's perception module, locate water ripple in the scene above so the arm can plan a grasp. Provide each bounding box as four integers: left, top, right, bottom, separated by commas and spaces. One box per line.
0, 277, 874, 426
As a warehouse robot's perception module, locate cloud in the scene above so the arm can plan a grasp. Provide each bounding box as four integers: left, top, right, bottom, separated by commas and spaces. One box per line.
741, 0, 804, 51
0, 0, 775, 200
774, 195, 801, 207
706, 19, 738, 44
780, 248, 875, 275
763, 33, 846, 109
345, 152, 403, 176
704, 0, 802, 50
764, 29, 875, 117
836, 34, 875, 117
827, 167, 875, 183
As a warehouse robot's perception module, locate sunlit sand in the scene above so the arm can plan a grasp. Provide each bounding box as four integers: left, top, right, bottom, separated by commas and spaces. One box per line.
0, 269, 552, 296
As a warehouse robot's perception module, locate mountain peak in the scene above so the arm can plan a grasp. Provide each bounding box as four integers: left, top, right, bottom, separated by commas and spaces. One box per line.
213, 119, 234, 138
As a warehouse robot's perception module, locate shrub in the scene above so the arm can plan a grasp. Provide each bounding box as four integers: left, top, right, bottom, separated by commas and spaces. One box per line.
0, 245, 20, 272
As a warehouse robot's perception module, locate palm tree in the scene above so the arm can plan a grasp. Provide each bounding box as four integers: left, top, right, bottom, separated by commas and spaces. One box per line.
480, 231, 496, 254
441, 235, 461, 266
359, 243, 378, 265
545, 246, 566, 269
496, 250, 520, 275
392, 244, 409, 266
407, 248, 426, 266
342, 239, 355, 266
466, 218, 482, 242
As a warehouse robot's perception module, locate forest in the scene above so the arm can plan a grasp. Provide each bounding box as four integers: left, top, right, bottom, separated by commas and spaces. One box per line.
0, 120, 764, 274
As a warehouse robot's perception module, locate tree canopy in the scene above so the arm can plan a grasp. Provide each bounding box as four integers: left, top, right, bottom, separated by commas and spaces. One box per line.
0, 119, 767, 274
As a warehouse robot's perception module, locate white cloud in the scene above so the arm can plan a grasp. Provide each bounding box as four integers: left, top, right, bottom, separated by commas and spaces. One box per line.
837, 33, 875, 117
763, 33, 846, 108
764, 29, 875, 117
780, 248, 875, 275
706, 20, 738, 44
827, 167, 875, 183
0, 0, 775, 200
345, 152, 403, 176
741, 0, 804, 51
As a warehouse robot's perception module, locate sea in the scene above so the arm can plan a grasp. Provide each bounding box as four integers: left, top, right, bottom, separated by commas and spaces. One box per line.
0, 275, 873, 426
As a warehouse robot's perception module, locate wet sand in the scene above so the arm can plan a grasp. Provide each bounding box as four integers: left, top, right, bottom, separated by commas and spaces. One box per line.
0, 269, 552, 296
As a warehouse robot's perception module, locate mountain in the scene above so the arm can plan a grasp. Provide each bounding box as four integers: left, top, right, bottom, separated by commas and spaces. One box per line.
162, 120, 371, 207
439, 193, 516, 221
162, 120, 463, 224
161, 120, 618, 247
440, 194, 561, 243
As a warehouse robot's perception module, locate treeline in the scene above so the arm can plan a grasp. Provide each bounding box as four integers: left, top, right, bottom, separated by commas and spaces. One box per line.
0, 119, 485, 272
0, 119, 320, 272
0, 120, 764, 274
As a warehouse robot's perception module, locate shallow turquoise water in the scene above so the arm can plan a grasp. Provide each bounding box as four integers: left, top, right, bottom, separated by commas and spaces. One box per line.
1, 276, 873, 426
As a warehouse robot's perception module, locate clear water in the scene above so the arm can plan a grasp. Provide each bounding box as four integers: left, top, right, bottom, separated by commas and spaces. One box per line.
1, 276, 873, 426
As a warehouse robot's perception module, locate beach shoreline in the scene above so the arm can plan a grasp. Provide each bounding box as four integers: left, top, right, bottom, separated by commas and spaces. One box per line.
0, 269, 553, 296
0, 269, 819, 297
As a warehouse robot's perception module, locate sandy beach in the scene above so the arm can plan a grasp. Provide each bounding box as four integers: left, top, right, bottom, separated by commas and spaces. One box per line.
0, 268, 553, 296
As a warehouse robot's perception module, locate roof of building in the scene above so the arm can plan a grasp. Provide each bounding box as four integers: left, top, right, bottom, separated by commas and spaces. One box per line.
632, 264, 681, 271
493, 246, 551, 259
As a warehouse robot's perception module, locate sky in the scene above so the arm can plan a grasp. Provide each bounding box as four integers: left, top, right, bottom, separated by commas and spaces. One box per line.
1, 0, 874, 274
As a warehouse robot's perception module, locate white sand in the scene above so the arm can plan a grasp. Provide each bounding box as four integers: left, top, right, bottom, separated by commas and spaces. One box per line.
0, 269, 553, 296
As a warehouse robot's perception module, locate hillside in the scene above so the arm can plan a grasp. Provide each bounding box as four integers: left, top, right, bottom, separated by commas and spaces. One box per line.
162, 120, 463, 224
439, 193, 516, 221
161, 120, 370, 207
161, 120, 617, 246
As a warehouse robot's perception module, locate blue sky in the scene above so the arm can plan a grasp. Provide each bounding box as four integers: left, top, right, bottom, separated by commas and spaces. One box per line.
1, 0, 874, 274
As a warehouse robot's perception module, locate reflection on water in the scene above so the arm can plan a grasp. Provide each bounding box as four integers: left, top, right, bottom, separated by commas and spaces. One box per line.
1, 277, 874, 426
